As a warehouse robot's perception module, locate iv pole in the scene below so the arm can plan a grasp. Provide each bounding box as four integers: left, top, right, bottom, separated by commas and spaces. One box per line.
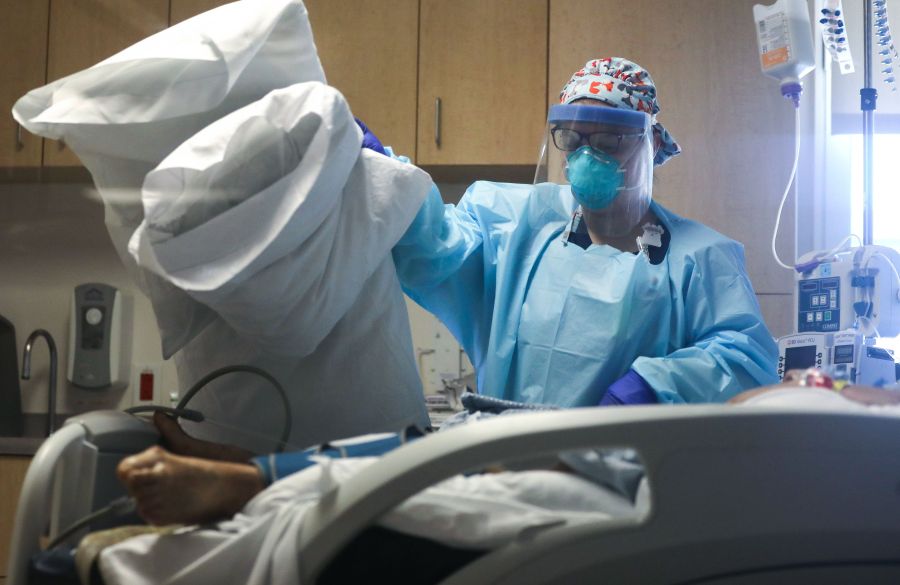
861, 0, 876, 245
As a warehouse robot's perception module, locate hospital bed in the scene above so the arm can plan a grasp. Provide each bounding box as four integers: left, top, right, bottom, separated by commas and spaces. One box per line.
9, 403, 900, 584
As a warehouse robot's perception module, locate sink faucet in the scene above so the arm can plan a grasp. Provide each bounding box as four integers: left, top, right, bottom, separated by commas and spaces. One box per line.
22, 329, 57, 436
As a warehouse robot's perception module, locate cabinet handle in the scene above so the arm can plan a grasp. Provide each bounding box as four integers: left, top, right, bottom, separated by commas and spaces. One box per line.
434, 97, 442, 148
15, 123, 24, 151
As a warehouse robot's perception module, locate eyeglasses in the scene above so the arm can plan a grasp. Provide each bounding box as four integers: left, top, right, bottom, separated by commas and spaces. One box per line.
550, 127, 645, 154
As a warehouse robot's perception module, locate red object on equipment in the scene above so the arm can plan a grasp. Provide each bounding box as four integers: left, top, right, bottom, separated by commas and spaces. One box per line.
139, 371, 154, 401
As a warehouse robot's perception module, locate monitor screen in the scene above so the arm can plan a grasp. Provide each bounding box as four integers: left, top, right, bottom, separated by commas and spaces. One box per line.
783, 345, 817, 372
833, 344, 855, 364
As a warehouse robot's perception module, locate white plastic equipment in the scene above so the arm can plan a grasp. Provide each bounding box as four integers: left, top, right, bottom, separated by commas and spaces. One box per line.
794, 245, 900, 337
67, 283, 131, 390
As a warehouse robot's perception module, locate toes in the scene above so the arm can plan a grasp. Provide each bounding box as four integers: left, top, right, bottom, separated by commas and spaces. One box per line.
117, 446, 166, 480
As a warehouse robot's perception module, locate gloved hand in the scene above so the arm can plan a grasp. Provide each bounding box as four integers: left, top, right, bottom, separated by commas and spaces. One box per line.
599, 369, 658, 406
355, 117, 386, 156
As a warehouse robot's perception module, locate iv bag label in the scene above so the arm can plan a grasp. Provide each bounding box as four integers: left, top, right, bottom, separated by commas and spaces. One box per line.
758, 14, 791, 69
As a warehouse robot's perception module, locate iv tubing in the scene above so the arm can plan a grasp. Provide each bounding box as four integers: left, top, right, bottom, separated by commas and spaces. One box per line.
772, 107, 802, 270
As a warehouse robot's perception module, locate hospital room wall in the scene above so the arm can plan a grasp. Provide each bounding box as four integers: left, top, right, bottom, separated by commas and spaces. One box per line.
0, 183, 172, 416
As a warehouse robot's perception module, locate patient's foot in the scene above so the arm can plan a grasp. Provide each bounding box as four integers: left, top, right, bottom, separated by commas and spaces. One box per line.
154, 411, 256, 462
117, 445, 264, 526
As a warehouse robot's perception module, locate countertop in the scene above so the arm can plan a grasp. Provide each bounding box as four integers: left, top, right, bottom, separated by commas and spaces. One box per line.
0, 414, 70, 456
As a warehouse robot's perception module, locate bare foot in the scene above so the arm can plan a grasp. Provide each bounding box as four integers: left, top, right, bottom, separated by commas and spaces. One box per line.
117, 445, 264, 525
154, 411, 256, 463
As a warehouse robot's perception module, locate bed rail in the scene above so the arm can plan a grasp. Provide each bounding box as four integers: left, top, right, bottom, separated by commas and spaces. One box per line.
6, 411, 158, 585
297, 404, 900, 584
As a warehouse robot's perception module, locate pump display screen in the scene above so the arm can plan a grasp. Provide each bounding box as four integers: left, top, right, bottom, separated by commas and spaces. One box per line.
833, 344, 855, 364
783, 345, 817, 372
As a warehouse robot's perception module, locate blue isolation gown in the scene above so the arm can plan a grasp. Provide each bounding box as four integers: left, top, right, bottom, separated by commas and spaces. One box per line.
393, 181, 779, 406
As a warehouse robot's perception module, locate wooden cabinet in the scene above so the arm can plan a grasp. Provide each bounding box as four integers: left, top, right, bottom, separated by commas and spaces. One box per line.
43, 0, 169, 167
5, 0, 547, 170
0, 456, 31, 580
175, 0, 539, 165
307, 0, 419, 160
417, 0, 548, 165
549, 0, 795, 295
0, 0, 49, 168
172, 0, 420, 158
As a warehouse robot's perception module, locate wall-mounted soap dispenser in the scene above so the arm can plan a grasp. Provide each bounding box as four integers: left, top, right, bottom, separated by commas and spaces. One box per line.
67, 283, 131, 390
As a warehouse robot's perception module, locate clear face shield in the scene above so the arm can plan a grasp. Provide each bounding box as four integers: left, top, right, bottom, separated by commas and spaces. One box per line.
535, 104, 654, 238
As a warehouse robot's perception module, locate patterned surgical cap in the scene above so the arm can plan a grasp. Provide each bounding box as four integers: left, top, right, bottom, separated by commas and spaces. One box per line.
560, 57, 681, 166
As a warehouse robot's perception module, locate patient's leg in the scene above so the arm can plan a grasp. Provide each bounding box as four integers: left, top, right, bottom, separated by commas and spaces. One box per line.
154, 411, 256, 462
117, 445, 264, 525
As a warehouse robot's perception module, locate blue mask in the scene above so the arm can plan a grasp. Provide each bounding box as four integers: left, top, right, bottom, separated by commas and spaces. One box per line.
565, 146, 623, 210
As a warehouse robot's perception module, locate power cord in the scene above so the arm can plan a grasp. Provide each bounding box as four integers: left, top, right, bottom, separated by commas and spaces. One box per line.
45, 496, 136, 550
125, 364, 292, 452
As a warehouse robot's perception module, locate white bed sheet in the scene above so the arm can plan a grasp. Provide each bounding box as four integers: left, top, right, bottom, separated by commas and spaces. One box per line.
98, 456, 634, 585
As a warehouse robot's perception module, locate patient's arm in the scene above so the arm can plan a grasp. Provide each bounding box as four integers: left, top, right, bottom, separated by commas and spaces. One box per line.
837, 385, 900, 405
117, 445, 264, 526
154, 411, 256, 462
729, 375, 900, 406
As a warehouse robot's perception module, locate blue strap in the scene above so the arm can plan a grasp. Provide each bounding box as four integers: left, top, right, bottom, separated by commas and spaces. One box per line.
252, 426, 426, 486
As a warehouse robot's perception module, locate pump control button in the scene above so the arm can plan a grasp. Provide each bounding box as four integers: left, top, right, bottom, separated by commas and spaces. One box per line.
85, 307, 103, 326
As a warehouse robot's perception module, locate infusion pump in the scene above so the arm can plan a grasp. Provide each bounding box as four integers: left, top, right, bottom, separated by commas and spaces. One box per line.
777, 245, 900, 386
777, 331, 896, 386
793, 246, 900, 336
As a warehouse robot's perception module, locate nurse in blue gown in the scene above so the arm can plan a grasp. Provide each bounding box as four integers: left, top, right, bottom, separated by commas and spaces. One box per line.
391, 57, 779, 406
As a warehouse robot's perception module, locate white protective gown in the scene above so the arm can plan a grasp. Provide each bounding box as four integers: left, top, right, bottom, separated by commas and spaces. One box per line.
12, 0, 431, 451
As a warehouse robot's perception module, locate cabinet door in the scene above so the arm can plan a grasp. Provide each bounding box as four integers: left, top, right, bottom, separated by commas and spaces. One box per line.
418, 0, 548, 165
0, 0, 49, 168
549, 0, 796, 296
170, 0, 231, 25
43, 0, 169, 167
0, 456, 31, 579
307, 0, 418, 160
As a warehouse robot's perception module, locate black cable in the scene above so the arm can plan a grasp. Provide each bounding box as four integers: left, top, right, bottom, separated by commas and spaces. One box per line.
123, 405, 205, 422
45, 496, 136, 550
176, 365, 293, 453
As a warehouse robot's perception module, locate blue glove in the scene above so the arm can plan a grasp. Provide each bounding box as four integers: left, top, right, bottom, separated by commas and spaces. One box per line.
355, 117, 386, 156
599, 369, 658, 406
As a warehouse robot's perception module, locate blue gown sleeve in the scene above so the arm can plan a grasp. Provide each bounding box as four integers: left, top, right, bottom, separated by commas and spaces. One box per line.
391, 183, 493, 363
393, 184, 484, 290
631, 241, 780, 404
